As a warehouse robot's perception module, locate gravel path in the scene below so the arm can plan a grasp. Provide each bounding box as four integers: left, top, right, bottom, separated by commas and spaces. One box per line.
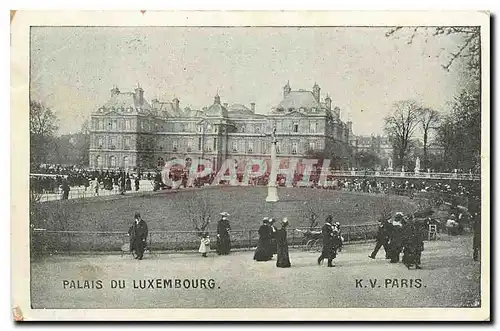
31, 235, 480, 309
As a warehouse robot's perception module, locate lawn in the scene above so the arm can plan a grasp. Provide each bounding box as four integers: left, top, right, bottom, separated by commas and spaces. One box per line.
31, 187, 418, 252
34, 186, 418, 231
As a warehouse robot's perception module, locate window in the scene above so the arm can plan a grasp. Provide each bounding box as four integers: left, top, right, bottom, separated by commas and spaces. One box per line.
198, 137, 202, 150
124, 137, 131, 150
111, 120, 117, 130
97, 137, 104, 149
293, 122, 299, 133
309, 141, 316, 151
96, 156, 102, 168
310, 121, 317, 133
98, 119, 104, 130
276, 142, 281, 154
109, 137, 116, 149
312, 107, 317, 112
123, 156, 129, 169
292, 142, 298, 154
248, 141, 254, 153
232, 141, 238, 152
213, 138, 217, 150
240, 125, 245, 133
255, 125, 261, 133
110, 156, 117, 168
173, 140, 178, 152
187, 140, 193, 152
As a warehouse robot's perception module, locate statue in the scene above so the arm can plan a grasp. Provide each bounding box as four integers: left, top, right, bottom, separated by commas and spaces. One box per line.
266, 124, 279, 202
415, 157, 420, 173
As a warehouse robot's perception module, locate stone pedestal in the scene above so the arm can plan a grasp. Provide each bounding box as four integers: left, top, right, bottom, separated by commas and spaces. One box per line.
266, 141, 279, 202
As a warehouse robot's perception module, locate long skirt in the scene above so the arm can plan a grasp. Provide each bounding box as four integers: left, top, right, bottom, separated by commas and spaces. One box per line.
217, 234, 231, 255
254, 238, 273, 261
276, 242, 291, 268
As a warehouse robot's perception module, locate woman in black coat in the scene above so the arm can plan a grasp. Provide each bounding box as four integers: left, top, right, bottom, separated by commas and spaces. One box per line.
276, 218, 291, 268
216, 212, 231, 255
254, 218, 273, 261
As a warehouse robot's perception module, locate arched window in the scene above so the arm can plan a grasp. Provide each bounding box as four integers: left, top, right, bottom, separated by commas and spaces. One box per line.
123, 156, 129, 169
110, 156, 117, 168
96, 155, 102, 168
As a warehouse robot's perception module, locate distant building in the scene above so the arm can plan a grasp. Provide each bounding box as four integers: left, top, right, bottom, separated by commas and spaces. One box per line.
349, 134, 392, 162
88, 82, 352, 171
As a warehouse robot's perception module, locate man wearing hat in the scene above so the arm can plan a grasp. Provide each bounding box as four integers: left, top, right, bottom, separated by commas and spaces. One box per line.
128, 212, 148, 260
318, 215, 336, 267
216, 212, 231, 255
369, 218, 391, 260
254, 217, 273, 261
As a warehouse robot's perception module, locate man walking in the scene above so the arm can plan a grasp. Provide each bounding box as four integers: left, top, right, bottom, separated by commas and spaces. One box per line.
318, 215, 336, 267
369, 219, 391, 259
128, 212, 148, 260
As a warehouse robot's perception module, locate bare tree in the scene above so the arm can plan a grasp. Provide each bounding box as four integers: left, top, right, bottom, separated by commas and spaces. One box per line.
384, 100, 422, 168
30, 101, 59, 167
377, 199, 393, 222
385, 26, 480, 74
419, 108, 440, 170
183, 192, 212, 236
300, 200, 322, 230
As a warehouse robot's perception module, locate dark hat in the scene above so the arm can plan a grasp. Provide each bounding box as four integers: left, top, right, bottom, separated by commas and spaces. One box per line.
134, 212, 141, 219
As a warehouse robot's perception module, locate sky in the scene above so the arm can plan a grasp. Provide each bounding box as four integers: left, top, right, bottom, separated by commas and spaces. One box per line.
30, 26, 469, 136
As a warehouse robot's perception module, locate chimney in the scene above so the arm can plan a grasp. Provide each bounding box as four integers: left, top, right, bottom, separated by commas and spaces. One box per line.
334, 106, 341, 119
250, 102, 256, 112
134, 84, 144, 107
151, 98, 159, 109
325, 95, 332, 110
172, 97, 180, 110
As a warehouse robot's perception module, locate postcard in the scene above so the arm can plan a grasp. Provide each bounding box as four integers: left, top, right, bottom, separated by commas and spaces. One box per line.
11, 10, 490, 321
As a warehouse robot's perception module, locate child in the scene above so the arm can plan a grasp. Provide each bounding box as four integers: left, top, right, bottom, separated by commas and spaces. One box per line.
199, 232, 210, 257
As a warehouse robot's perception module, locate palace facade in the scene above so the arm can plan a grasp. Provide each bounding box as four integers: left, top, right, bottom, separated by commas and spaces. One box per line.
88, 82, 353, 172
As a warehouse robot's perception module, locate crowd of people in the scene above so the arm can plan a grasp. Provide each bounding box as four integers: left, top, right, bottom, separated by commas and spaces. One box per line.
30, 164, 162, 198
126, 201, 481, 267
368, 212, 427, 269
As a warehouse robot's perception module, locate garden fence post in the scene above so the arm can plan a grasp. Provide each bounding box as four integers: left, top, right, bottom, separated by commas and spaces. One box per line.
248, 230, 252, 250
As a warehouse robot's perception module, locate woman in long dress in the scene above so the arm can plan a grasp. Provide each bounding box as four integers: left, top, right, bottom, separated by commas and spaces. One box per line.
216, 212, 231, 255
276, 218, 291, 268
254, 218, 273, 261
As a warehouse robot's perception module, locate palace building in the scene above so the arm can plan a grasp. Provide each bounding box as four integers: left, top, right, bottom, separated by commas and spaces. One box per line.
88, 82, 353, 172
